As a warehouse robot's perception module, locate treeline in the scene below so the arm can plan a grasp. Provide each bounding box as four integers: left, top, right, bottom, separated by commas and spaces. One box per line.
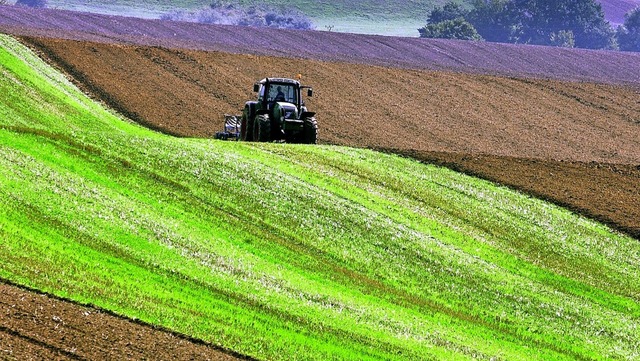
419, 0, 640, 52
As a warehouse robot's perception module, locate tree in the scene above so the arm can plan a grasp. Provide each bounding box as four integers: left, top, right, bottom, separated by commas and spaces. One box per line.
617, 7, 640, 52
15, 0, 47, 7
419, 18, 483, 40
420, 2, 482, 41
427, 2, 468, 24
467, 0, 517, 43
549, 30, 575, 48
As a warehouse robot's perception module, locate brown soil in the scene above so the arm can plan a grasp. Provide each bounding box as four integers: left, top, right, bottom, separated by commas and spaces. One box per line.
0, 281, 248, 361
22, 37, 640, 162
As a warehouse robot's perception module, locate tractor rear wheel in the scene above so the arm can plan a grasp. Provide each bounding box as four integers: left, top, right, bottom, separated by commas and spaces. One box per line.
302, 117, 318, 144
241, 113, 254, 141
253, 114, 271, 142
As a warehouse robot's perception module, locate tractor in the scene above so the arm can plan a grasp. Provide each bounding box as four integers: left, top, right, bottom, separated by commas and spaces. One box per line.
239, 77, 317, 144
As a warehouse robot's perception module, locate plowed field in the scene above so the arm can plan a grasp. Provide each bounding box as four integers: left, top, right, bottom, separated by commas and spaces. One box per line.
0, 281, 248, 360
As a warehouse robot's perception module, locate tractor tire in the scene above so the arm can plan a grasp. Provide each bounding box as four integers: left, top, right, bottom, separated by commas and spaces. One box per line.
241, 113, 254, 142
253, 114, 271, 142
302, 117, 318, 144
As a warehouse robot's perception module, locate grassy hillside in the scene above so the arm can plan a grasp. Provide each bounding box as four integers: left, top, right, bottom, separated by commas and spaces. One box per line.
1, 34, 640, 360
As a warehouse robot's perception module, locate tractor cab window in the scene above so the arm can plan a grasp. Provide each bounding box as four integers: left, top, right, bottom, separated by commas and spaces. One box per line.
267, 84, 297, 104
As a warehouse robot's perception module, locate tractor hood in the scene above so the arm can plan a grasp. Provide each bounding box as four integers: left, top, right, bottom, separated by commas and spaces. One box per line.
274, 102, 299, 120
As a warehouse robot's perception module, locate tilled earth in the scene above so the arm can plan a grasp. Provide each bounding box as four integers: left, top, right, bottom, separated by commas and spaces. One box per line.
0, 282, 248, 361
1, 26, 640, 361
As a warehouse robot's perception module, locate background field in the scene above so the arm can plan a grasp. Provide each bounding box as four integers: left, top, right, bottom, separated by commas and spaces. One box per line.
16, 0, 640, 35
3, 6, 640, 85
2, 34, 640, 360
46, 0, 440, 20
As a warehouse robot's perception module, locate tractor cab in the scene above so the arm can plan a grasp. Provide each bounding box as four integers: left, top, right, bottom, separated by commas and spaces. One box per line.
254, 78, 312, 110
257, 81, 299, 107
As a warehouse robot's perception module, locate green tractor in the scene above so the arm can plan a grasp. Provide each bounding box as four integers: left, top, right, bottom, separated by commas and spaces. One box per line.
240, 77, 317, 144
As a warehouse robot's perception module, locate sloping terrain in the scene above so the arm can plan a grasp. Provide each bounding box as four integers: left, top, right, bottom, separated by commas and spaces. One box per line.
2, 6, 640, 84
19, 36, 640, 238
22, 37, 640, 163
1, 6, 640, 360
1, 34, 640, 360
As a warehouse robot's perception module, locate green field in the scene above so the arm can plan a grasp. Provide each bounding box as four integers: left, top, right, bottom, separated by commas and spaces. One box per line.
45, 0, 443, 18
1, 34, 640, 360
42, 0, 451, 35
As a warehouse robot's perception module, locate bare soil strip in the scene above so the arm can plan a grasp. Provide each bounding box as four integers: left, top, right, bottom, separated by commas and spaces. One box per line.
0, 281, 249, 361
21, 37, 640, 163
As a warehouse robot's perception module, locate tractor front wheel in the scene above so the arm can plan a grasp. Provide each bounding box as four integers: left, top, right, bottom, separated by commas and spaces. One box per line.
302, 117, 318, 144
253, 114, 271, 142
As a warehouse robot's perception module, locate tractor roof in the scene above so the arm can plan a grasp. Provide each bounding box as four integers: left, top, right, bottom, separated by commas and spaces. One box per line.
259, 77, 300, 86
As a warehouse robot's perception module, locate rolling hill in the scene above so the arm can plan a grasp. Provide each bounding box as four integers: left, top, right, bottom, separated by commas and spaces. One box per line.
40, 0, 437, 36
2, 32, 640, 360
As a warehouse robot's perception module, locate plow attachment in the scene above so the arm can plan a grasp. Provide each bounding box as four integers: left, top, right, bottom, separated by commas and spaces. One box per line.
214, 114, 241, 140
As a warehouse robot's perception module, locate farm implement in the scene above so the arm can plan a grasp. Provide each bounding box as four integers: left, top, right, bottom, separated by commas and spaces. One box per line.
215, 114, 242, 140
215, 77, 317, 144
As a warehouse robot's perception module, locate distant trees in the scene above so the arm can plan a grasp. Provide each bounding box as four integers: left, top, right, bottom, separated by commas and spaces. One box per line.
506, 0, 615, 49
15, 0, 47, 7
418, 2, 482, 40
420, 0, 617, 50
617, 7, 640, 52
466, 0, 514, 43
427, 2, 468, 24
161, 1, 313, 30
419, 18, 482, 40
